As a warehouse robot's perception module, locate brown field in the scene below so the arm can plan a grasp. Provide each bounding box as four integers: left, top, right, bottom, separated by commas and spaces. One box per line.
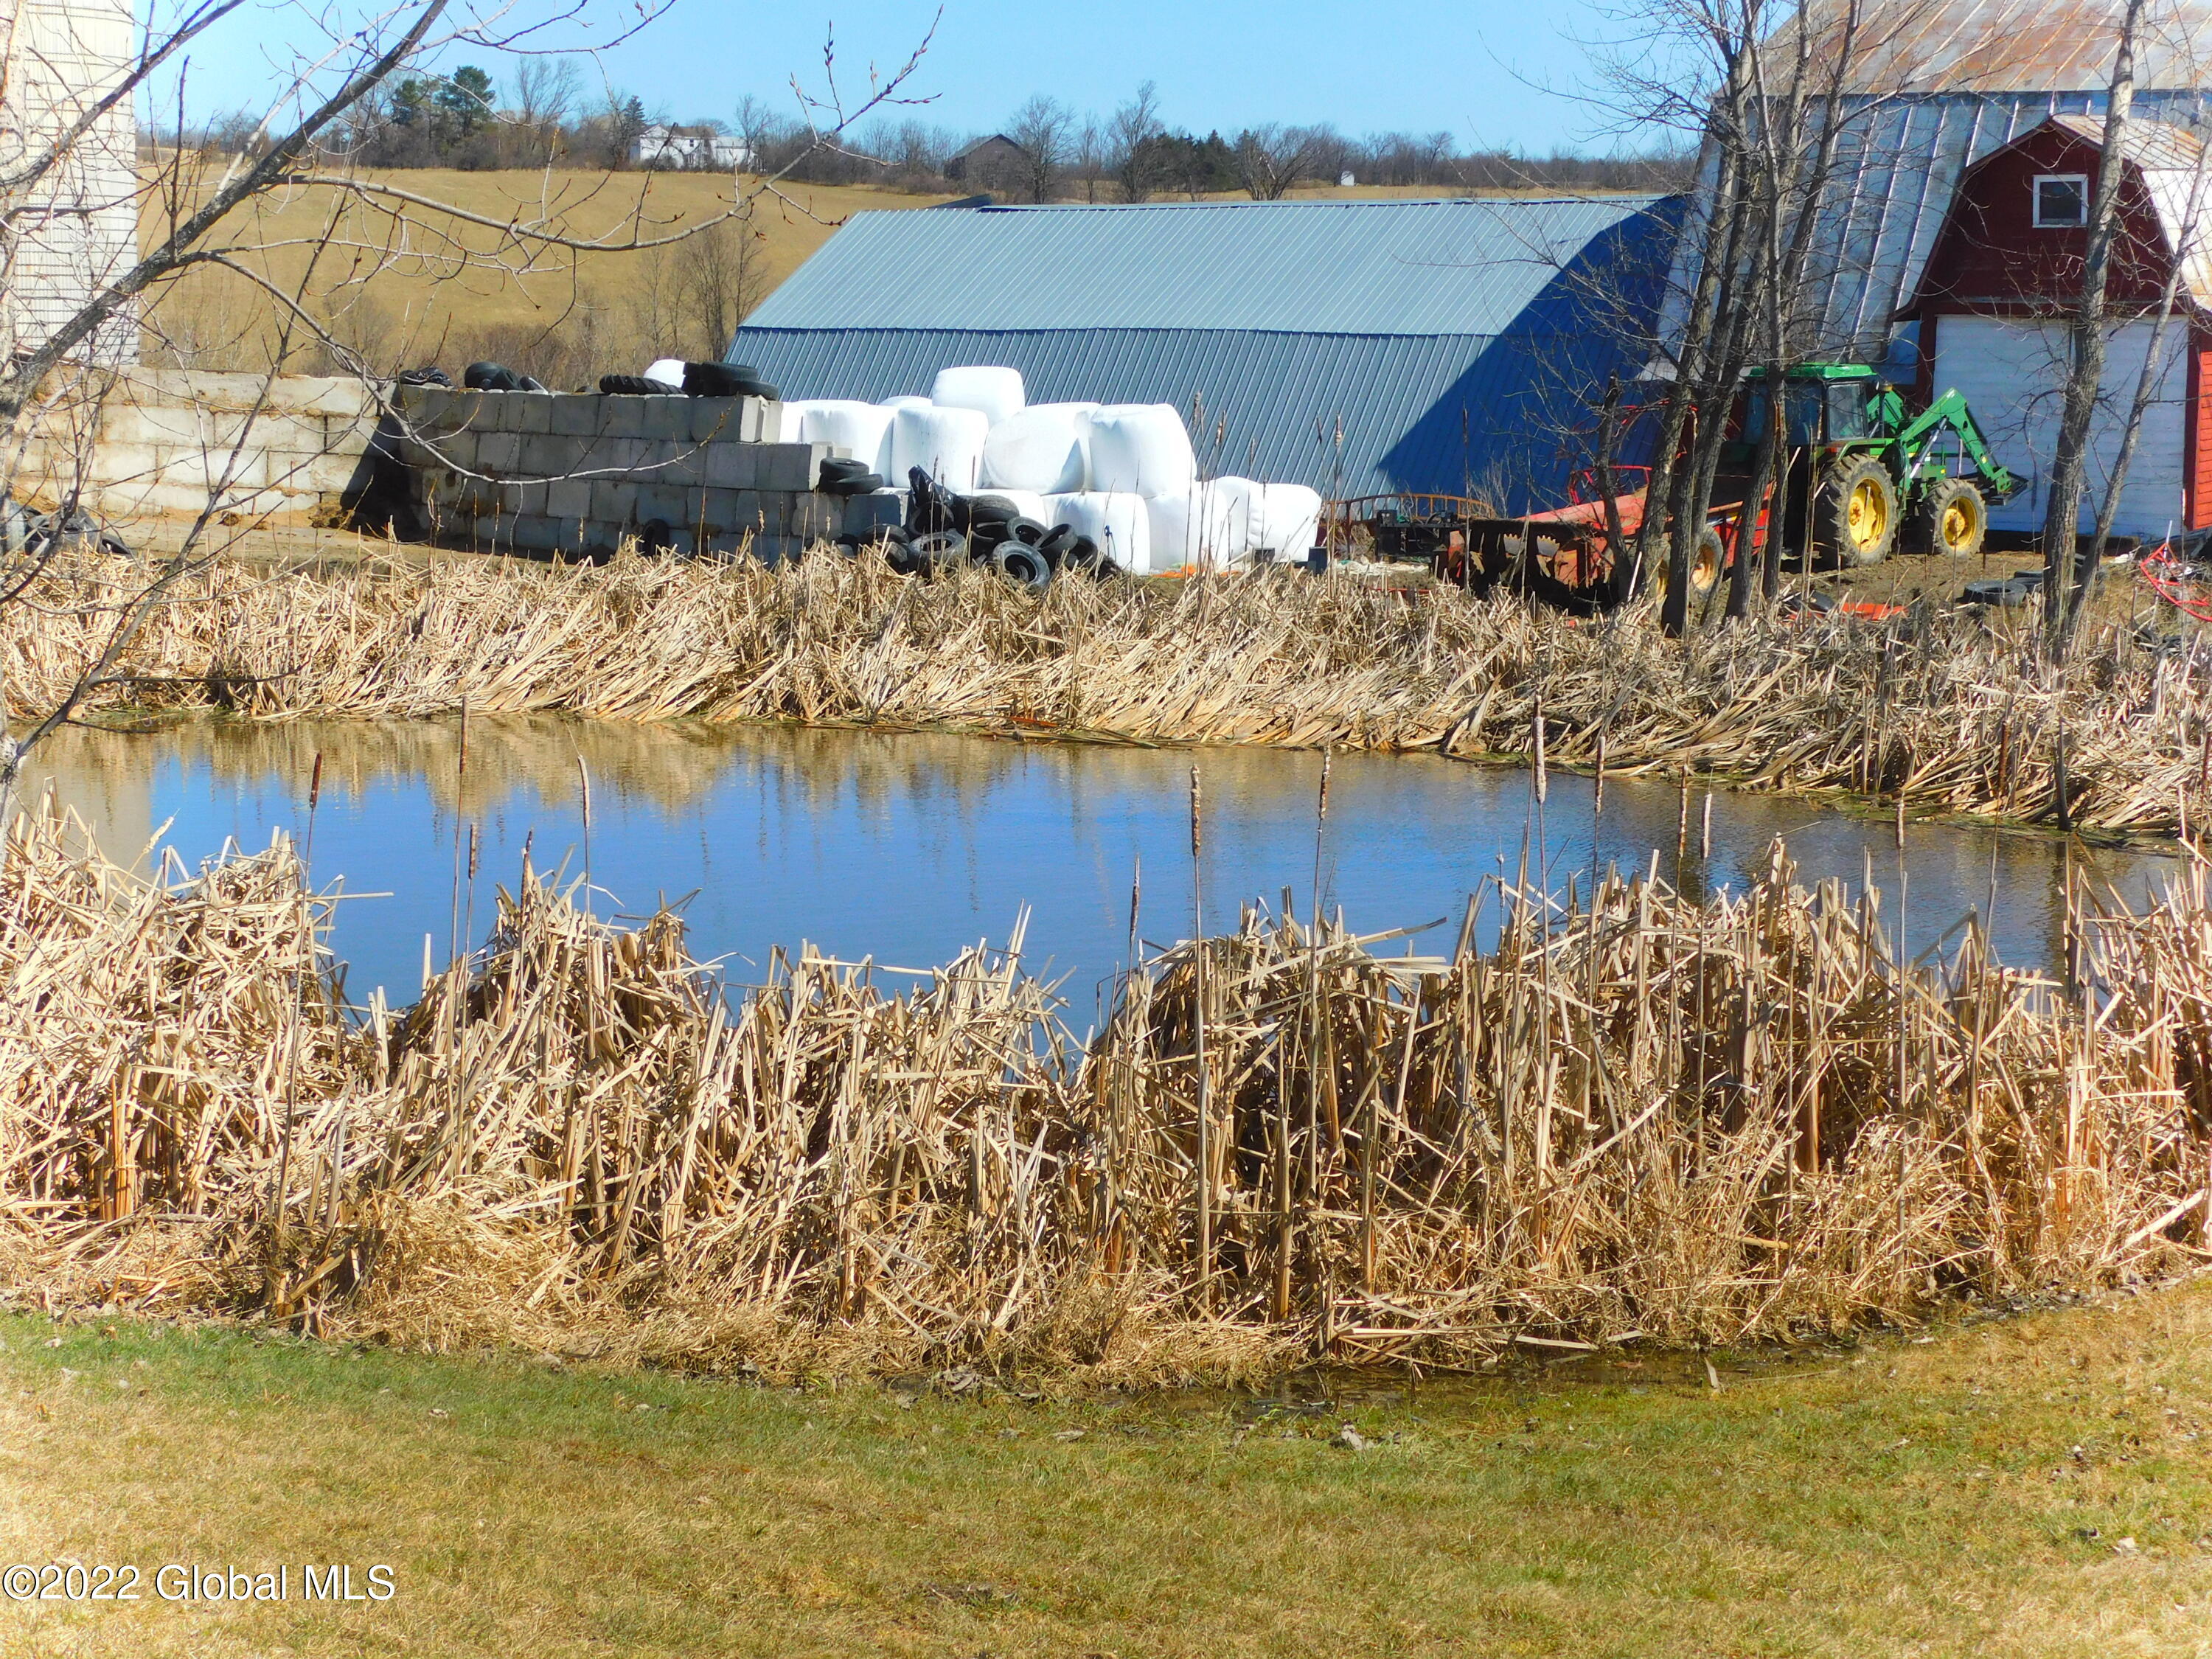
139, 166, 961, 382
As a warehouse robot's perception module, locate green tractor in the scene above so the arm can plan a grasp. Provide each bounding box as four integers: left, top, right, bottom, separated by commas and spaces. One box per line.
1719, 363, 2021, 568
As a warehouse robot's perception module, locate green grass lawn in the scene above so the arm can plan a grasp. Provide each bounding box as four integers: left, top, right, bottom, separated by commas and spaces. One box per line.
2, 1284, 2211, 1658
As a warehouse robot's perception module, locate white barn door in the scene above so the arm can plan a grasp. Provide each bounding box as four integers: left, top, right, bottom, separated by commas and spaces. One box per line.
1931, 316, 2189, 541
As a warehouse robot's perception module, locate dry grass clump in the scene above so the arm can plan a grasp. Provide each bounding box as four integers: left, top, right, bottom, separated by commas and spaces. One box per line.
7, 544, 2206, 836
1, 800, 2208, 1379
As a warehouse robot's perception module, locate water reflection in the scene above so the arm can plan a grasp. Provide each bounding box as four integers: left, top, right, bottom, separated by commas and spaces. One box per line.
21, 715, 2179, 1018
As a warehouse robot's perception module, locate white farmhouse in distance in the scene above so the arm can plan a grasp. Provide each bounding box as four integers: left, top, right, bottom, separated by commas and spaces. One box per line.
0, 0, 139, 365
631, 124, 751, 172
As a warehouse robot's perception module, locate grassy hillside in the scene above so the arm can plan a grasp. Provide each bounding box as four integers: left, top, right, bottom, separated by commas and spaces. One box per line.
139, 167, 961, 385
2, 1285, 2208, 1656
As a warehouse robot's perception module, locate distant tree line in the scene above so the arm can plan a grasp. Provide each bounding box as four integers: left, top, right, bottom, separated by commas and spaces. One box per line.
167, 64, 1691, 196
768, 83, 1691, 199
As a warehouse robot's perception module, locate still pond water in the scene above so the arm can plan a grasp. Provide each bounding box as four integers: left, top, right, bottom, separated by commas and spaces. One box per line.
22, 715, 2181, 1020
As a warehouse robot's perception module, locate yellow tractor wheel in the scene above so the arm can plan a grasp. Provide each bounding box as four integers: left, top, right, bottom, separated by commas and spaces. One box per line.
1912, 477, 1987, 557
1816, 457, 1899, 567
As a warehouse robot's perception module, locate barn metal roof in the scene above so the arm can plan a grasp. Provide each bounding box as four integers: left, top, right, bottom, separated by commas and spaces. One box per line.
1660, 88, 2212, 364
741, 196, 1673, 337
732, 196, 1685, 507
1821, 0, 2212, 94
2046, 109, 2208, 173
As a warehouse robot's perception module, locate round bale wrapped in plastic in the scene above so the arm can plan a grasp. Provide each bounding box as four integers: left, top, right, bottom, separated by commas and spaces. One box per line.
1189, 476, 1262, 563
888, 404, 990, 493
1082, 405, 1197, 498
1046, 491, 1151, 574
1256, 482, 1325, 566
1145, 491, 1197, 571
644, 358, 686, 389
979, 406, 1088, 494
930, 366, 1026, 426
883, 394, 934, 411
777, 400, 831, 444
800, 401, 898, 473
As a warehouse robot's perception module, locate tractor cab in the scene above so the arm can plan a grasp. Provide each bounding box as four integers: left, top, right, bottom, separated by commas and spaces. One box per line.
1728, 363, 1882, 460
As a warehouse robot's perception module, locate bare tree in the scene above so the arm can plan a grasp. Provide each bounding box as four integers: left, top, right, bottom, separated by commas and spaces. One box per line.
1006, 95, 1071, 204
1109, 81, 1165, 203
2042, 0, 2149, 654
627, 205, 766, 361
1071, 116, 1108, 202
507, 55, 581, 161
1599, 0, 1907, 635
1232, 124, 1331, 199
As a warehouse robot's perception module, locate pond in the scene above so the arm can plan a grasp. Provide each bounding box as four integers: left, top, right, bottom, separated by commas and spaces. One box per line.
19, 715, 2179, 1021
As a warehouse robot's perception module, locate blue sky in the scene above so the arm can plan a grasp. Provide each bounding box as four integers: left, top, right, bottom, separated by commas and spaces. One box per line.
160, 0, 1690, 156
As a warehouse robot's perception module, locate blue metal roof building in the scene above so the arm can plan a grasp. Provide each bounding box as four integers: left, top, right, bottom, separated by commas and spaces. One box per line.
731, 196, 1686, 509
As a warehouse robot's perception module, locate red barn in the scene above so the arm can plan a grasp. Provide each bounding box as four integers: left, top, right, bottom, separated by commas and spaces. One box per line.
1899, 114, 2212, 542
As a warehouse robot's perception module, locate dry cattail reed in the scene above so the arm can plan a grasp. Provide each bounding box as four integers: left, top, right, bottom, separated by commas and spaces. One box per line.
4, 800, 2209, 1383
1, 545, 2207, 838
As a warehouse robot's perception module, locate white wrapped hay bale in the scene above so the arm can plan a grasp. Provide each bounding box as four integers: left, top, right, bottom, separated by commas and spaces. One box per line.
1256, 482, 1324, 564
1145, 491, 1195, 570
800, 401, 898, 472
930, 366, 1026, 425
1046, 491, 1151, 572
1190, 476, 1260, 562
1082, 405, 1197, 498
776, 400, 825, 443
883, 394, 933, 411
889, 404, 990, 491
644, 358, 686, 389
979, 406, 1088, 494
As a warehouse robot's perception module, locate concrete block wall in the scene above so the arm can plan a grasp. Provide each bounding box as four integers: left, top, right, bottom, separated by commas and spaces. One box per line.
394, 387, 856, 562
13, 369, 378, 523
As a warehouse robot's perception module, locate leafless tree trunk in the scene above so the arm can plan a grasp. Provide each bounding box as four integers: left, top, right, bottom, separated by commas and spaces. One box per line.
1008, 96, 1071, 204
2043, 0, 2149, 656
1109, 82, 1164, 204
1071, 117, 1107, 203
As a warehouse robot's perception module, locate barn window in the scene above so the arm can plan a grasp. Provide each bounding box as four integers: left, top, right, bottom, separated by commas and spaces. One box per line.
2034, 174, 2090, 227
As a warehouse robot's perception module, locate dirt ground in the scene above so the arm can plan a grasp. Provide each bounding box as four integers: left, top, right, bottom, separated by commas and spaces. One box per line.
1815, 541, 2186, 636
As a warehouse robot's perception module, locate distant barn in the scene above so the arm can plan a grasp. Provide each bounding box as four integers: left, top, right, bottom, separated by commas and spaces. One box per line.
730, 196, 1686, 509
942, 134, 1029, 194
0, 0, 139, 364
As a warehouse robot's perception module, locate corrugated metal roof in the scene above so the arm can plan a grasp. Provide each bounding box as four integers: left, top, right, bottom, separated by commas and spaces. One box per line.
1823, 0, 2212, 94
742, 196, 1672, 336
2047, 109, 2208, 170
733, 198, 1683, 509
1660, 88, 2212, 363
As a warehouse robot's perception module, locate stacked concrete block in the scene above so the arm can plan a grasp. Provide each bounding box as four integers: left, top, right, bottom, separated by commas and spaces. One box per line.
392, 385, 850, 561
13, 368, 380, 524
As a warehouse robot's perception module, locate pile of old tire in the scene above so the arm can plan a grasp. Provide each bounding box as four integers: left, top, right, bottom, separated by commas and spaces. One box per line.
599, 373, 680, 395
817, 456, 886, 495
464, 361, 548, 392
894, 467, 1117, 584
682, 361, 779, 400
